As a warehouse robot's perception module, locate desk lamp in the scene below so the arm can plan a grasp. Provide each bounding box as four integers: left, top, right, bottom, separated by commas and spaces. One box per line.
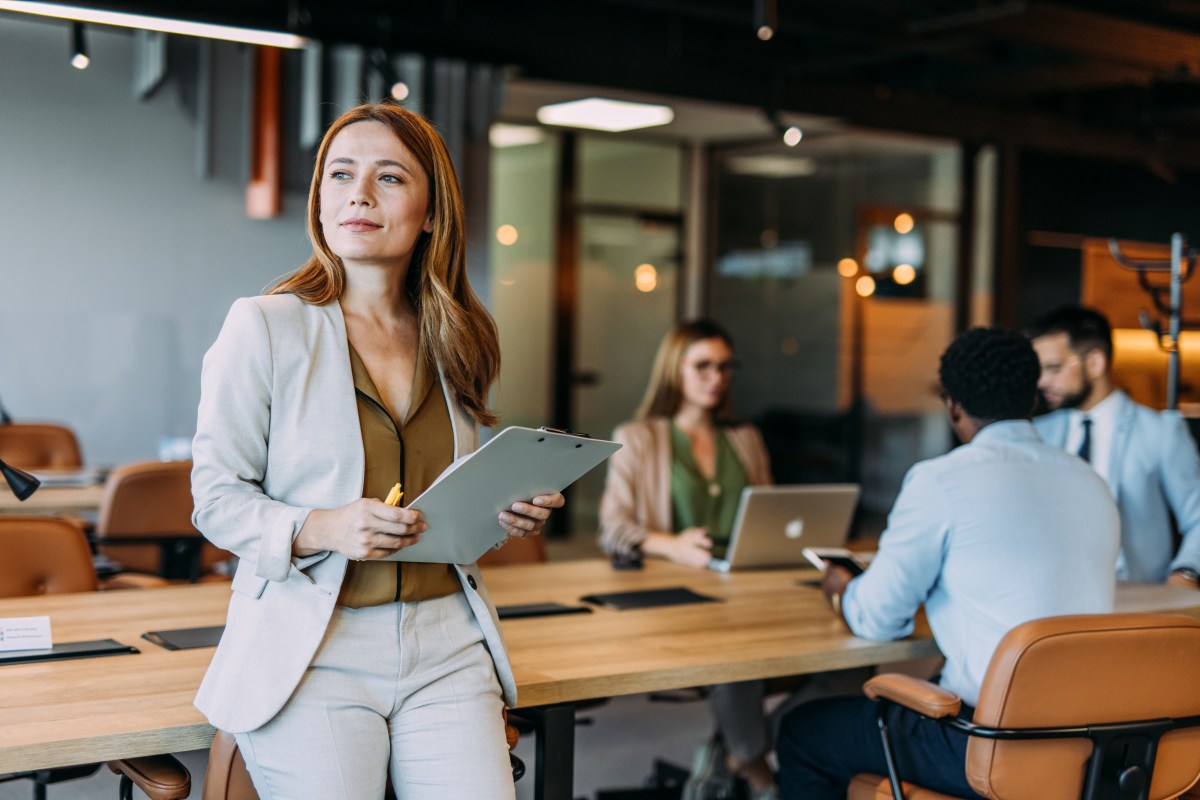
0, 458, 39, 500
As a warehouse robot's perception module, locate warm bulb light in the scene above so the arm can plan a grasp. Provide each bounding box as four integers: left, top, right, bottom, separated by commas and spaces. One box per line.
635, 263, 658, 293
894, 213, 915, 234
495, 225, 519, 246
70, 52, 88, 69
782, 126, 802, 146
893, 263, 916, 285
390, 82, 409, 101
757, 25, 774, 40
855, 275, 876, 297
837, 257, 859, 277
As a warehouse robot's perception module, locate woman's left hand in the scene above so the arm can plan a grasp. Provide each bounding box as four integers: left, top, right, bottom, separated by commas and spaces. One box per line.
498, 493, 565, 538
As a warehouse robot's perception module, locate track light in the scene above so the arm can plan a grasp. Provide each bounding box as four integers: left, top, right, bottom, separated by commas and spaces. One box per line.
69, 21, 88, 69
764, 109, 802, 146
754, 0, 777, 40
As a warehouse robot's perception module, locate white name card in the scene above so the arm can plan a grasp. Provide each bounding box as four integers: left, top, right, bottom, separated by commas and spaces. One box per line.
0, 616, 53, 652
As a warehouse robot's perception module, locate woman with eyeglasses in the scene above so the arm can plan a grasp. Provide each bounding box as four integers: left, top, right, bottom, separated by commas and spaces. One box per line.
598, 318, 777, 800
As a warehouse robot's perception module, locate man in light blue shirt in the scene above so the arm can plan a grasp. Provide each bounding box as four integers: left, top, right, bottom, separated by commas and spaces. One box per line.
777, 327, 1118, 800
1029, 305, 1200, 587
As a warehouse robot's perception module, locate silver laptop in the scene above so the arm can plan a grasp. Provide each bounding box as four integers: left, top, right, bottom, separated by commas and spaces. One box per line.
709, 484, 861, 572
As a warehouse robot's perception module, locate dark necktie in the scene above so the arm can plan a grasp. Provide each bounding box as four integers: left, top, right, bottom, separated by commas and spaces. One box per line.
1077, 417, 1092, 463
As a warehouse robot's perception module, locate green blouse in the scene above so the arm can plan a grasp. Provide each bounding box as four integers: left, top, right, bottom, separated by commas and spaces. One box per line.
669, 423, 749, 559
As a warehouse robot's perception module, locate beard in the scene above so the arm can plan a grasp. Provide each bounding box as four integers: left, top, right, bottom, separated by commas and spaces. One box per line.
1055, 373, 1093, 410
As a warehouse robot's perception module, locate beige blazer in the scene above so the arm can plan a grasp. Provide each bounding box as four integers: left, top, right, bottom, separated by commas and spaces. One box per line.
191, 294, 516, 733
598, 418, 773, 557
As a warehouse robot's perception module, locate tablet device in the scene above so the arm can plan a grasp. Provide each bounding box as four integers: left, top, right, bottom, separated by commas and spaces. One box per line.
802, 547, 867, 576
496, 603, 593, 620
382, 426, 621, 563
142, 625, 225, 651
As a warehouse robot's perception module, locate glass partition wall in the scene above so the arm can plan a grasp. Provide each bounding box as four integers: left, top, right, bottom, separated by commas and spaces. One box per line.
489, 114, 974, 542
489, 131, 686, 538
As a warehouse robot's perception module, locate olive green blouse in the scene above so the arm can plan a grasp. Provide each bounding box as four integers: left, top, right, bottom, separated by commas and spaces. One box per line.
336, 343, 461, 608
668, 422, 749, 560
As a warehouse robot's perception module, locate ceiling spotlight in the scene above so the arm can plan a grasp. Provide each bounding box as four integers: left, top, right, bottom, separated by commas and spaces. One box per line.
764, 109, 802, 146
69, 21, 88, 69
754, 0, 777, 41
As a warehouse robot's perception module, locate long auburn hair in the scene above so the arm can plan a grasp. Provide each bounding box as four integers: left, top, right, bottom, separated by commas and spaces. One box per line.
269, 102, 500, 426
636, 319, 736, 423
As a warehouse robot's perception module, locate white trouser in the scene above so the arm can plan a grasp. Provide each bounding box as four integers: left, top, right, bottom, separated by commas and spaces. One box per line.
235, 591, 514, 800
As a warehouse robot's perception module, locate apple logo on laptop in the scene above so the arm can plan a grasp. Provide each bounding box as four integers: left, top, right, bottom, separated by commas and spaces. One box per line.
785, 517, 805, 539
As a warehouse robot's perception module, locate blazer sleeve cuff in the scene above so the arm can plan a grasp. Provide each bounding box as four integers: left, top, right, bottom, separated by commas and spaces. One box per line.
255, 506, 317, 582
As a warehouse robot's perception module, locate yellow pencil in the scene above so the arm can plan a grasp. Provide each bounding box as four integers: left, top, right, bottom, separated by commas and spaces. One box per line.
384, 482, 404, 506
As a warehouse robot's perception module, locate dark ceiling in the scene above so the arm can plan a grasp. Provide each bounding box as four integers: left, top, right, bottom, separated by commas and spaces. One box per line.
34, 1, 1200, 165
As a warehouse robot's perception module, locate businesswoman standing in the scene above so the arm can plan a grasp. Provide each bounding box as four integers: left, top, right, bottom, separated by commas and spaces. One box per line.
191, 102, 562, 799
598, 319, 777, 799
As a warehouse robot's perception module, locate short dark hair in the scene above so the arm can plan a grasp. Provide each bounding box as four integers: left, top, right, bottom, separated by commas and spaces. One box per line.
939, 327, 1041, 421
1027, 305, 1113, 362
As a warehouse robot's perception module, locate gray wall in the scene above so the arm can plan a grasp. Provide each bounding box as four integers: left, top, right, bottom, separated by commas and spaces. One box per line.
0, 17, 311, 465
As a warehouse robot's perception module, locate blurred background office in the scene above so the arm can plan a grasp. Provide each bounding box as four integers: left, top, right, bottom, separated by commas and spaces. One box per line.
4, 0, 1200, 542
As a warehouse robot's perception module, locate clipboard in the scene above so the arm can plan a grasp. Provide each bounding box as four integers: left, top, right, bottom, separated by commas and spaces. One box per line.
382, 426, 621, 564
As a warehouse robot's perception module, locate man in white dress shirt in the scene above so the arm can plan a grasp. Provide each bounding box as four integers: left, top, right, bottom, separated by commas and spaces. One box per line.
776, 327, 1119, 800
1029, 305, 1200, 588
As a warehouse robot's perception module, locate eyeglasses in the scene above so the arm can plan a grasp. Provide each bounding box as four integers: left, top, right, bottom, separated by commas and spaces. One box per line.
688, 359, 740, 376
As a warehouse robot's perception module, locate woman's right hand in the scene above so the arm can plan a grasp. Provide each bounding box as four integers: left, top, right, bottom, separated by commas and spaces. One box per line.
643, 527, 713, 569
294, 499, 427, 560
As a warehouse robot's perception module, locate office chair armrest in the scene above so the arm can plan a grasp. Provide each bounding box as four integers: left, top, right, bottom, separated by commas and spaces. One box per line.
864, 674, 962, 719
107, 755, 191, 800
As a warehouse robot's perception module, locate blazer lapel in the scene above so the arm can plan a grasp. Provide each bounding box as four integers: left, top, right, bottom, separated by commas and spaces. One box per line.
436, 364, 478, 459
1108, 390, 1135, 502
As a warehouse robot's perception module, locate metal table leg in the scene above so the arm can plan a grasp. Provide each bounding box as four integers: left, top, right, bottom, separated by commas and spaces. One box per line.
520, 703, 576, 800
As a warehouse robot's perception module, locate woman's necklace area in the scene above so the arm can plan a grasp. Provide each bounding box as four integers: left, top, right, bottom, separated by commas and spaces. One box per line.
677, 419, 722, 499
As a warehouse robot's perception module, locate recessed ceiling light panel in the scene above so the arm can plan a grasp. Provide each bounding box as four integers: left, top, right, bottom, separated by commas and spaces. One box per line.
536, 97, 674, 132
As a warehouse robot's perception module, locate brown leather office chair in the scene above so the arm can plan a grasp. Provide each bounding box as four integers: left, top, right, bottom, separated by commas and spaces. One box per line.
477, 533, 547, 567
0, 515, 97, 597
0, 516, 191, 800
849, 613, 1200, 800
0, 423, 82, 470
96, 460, 231, 583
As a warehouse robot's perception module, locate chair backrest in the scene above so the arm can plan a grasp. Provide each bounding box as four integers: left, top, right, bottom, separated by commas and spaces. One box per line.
0, 423, 82, 470
966, 613, 1200, 800
0, 516, 97, 597
96, 460, 228, 575
476, 535, 547, 567
203, 731, 257, 800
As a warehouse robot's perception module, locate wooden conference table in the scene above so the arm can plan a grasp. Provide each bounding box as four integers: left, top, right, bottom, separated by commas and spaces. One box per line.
0, 483, 104, 513
1, 560, 1199, 799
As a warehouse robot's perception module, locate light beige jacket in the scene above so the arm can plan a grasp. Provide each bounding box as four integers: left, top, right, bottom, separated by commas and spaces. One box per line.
191, 295, 515, 733
598, 418, 773, 557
